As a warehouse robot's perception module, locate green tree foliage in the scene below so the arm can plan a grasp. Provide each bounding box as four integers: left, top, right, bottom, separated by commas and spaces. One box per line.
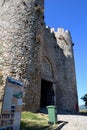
81, 94, 87, 109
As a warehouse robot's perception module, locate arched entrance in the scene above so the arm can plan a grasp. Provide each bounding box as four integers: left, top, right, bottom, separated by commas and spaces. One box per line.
41, 57, 55, 107
40, 79, 54, 107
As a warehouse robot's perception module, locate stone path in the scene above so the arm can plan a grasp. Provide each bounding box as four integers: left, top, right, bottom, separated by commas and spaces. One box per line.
58, 114, 87, 130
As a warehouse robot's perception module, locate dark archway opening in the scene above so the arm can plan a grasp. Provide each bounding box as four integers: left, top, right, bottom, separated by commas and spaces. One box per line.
40, 79, 54, 107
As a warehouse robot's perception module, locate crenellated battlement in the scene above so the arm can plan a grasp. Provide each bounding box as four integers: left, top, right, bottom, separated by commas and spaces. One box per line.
45, 26, 74, 58
55, 28, 72, 41
46, 26, 54, 34
51, 28, 71, 38
45, 26, 71, 39
46, 27, 70, 34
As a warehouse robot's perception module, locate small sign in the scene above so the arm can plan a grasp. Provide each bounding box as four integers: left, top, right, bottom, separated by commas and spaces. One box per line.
0, 77, 24, 130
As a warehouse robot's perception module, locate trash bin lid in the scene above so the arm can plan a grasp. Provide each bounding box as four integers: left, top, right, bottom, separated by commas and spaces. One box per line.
47, 105, 57, 108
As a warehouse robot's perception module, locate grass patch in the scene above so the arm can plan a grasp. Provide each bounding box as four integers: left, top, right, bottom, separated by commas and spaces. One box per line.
21, 112, 58, 130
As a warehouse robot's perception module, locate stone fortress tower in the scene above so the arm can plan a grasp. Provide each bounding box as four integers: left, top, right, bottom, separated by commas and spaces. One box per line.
41, 27, 78, 112
54, 28, 78, 111
0, 0, 44, 112
0, 0, 78, 112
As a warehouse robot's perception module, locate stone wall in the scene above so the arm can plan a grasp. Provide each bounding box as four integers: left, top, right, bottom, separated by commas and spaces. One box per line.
42, 27, 58, 81
55, 28, 78, 112
0, 0, 44, 112
42, 27, 78, 112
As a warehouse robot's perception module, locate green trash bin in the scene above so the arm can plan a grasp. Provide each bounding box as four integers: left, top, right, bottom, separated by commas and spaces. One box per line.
47, 105, 57, 124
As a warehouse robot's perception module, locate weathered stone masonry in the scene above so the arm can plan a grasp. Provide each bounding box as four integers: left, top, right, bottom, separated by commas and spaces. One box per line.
55, 28, 78, 111
0, 0, 44, 112
42, 27, 78, 112
0, 0, 78, 112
